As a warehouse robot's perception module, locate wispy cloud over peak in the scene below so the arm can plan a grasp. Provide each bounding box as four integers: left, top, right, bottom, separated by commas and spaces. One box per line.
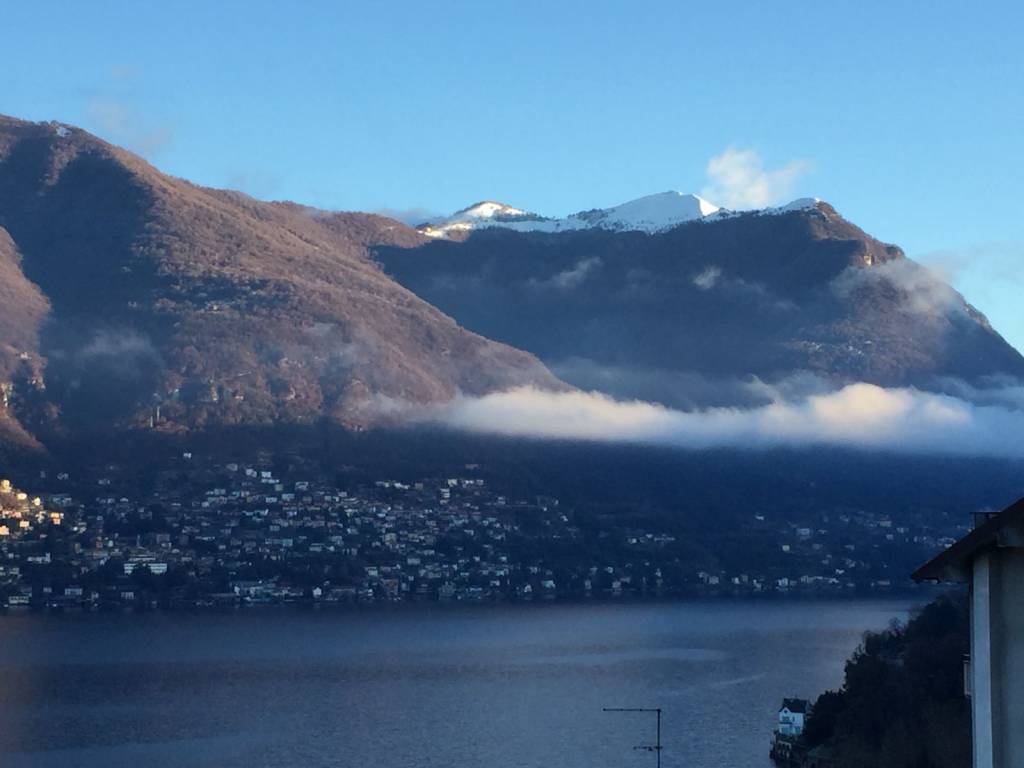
700, 147, 811, 209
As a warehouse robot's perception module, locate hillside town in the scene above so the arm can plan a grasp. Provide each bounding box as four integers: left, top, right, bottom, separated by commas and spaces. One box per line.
1, 452, 961, 611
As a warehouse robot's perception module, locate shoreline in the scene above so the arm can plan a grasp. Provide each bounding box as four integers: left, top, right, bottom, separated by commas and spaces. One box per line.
0, 584, 949, 619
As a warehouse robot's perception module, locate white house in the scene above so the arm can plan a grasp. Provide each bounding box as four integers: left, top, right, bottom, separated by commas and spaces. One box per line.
914, 497, 1024, 768
770, 698, 811, 765
778, 698, 809, 736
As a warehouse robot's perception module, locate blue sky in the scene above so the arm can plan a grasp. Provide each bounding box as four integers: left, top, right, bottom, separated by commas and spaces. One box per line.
3, 1, 1023, 350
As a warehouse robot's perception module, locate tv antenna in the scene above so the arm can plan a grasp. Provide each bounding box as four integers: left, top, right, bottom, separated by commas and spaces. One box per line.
603, 707, 663, 768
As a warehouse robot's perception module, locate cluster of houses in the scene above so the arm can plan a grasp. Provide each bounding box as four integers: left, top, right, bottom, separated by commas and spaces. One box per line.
1, 460, 658, 608
0, 450, 970, 611
0, 478, 68, 606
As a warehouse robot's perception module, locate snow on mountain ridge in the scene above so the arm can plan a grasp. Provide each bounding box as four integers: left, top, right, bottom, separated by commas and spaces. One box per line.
448, 201, 531, 220
577, 191, 720, 230
420, 192, 821, 238
762, 197, 821, 214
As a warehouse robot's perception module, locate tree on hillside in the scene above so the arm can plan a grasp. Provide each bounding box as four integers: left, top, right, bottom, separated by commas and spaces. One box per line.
802, 594, 970, 768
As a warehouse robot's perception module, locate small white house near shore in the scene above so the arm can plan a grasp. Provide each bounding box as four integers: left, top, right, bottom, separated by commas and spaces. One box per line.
778, 698, 809, 737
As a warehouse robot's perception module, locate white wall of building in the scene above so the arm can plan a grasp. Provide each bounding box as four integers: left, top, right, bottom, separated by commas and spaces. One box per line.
974, 547, 1024, 768
778, 708, 805, 736
972, 554, 994, 768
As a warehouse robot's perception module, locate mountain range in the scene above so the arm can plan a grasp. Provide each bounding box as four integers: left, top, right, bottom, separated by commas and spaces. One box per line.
0, 115, 559, 451
0, 114, 1022, 453
381, 194, 1024, 408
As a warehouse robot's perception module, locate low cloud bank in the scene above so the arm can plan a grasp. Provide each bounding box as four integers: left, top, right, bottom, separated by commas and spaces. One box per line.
547, 362, 830, 411
414, 383, 1024, 458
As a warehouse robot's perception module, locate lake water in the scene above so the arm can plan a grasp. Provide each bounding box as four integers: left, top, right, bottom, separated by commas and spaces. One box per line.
0, 599, 916, 768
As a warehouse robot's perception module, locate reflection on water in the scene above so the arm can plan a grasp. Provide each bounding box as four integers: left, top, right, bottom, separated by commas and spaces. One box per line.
0, 599, 914, 768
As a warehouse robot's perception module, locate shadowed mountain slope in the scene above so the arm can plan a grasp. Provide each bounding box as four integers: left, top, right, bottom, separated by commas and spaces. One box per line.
377, 200, 1024, 408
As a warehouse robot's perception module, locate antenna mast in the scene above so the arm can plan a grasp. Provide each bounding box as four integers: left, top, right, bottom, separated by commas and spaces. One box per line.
603, 707, 663, 768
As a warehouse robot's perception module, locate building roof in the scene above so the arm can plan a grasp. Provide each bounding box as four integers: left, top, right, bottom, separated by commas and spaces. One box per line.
913, 496, 1024, 583
781, 698, 809, 714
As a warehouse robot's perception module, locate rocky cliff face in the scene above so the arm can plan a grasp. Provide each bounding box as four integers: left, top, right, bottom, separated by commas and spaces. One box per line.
0, 116, 563, 447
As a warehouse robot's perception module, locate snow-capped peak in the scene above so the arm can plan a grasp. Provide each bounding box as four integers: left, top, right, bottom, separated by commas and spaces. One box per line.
574, 191, 720, 231
421, 201, 544, 237
762, 197, 821, 214
419, 193, 821, 238
450, 201, 530, 220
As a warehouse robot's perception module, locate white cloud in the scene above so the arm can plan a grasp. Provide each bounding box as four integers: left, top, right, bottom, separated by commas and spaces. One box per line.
832, 259, 964, 318
79, 329, 157, 360
545, 364, 831, 411
410, 383, 1024, 458
916, 242, 1024, 286
915, 241, 1024, 352
692, 266, 721, 290
691, 265, 795, 311
929, 375, 1024, 410
700, 148, 810, 209
531, 257, 602, 291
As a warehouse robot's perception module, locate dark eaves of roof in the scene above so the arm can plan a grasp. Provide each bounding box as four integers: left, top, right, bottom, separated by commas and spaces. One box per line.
912, 497, 1024, 583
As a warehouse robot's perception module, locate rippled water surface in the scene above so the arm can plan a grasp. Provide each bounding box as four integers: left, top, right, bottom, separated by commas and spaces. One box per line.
0, 599, 915, 768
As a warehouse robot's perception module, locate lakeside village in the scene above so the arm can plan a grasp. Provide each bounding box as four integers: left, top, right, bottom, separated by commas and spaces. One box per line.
0, 452, 964, 611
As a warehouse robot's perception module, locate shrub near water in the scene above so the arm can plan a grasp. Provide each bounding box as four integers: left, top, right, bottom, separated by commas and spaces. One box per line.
802, 594, 970, 768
